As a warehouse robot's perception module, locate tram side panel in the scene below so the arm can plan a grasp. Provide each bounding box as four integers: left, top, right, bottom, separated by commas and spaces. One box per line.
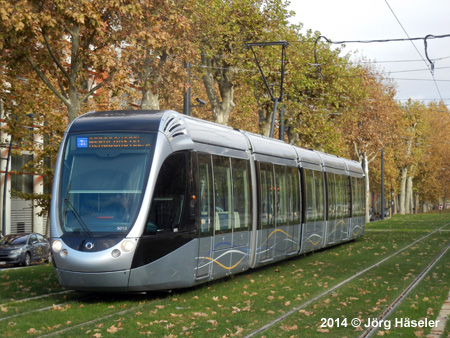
194, 153, 253, 282
350, 176, 366, 240
253, 161, 302, 267
300, 168, 326, 254
324, 172, 351, 246
128, 150, 198, 291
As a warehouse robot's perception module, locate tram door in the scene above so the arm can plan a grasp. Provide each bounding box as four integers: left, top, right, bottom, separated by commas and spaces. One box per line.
196, 154, 213, 280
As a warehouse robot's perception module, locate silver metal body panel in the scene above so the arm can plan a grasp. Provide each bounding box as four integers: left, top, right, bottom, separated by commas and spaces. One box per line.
52, 238, 139, 272
300, 220, 326, 253
128, 240, 198, 291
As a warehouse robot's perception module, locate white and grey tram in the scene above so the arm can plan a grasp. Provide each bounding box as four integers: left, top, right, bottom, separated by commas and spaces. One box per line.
50, 110, 365, 292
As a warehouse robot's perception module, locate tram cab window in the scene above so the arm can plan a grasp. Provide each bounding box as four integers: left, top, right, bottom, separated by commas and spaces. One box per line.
145, 152, 190, 235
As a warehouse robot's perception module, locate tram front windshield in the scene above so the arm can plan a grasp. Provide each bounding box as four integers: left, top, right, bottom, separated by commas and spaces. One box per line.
59, 132, 155, 237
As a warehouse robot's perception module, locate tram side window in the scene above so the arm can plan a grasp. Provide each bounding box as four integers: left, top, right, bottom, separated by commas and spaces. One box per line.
199, 154, 213, 235
304, 169, 324, 222
145, 152, 188, 235
315, 171, 325, 221
334, 174, 350, 219
327, 173, 337, 220
360, 178, 366, 215
351, 177, 365, 217
213, 156, 232, 234
275, 165, 288, 226
343, 175, 350, 218
288, 167, 301, 225
231, 158, 252, 232
259, 162, 275, 229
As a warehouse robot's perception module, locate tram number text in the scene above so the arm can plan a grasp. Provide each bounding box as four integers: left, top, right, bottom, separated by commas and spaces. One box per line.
117, 226, 128, 231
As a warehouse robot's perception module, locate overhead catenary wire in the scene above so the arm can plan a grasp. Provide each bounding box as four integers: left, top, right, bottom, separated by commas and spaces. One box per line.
383, 0, 444, 103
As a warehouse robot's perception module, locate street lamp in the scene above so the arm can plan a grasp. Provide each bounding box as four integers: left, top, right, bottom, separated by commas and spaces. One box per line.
2, 113, 34, 237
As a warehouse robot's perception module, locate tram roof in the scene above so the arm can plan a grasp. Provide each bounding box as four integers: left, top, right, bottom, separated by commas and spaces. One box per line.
69, 110, 165, 133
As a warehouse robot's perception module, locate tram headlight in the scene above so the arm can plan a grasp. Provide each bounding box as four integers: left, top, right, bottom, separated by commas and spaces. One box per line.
111, 249, 121, 258
121, 240, 135, 253
52, 240, 63, 253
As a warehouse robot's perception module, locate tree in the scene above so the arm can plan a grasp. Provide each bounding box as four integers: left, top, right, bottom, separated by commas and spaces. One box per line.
193, 0, 292, 125
1, 65, 66, 235
0, 0, 145, 122
340, 64, 401, 222
120, 0, 197, 110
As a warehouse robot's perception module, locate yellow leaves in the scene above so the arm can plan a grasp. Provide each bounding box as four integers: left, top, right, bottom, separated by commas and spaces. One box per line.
52, 304, 70, 311
27, 328, 40, 334
106, 325, 122, 333
413, 329, 424, 337
280, 323, 298, 331
1, 306, 7, 313
207, 319, 218, 326
14, 21, 25, 31
299, 309, 313, 316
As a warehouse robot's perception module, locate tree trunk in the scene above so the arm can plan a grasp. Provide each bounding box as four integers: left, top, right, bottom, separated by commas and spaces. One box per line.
201, 54, 235, 125
67, 99, 79, 124
406, 175, 413, 214
141, 89, 160, 110
259, 105, 272, 137
399, 167, 407, 214
414, 193, 419, 214
362, 153, 371, 223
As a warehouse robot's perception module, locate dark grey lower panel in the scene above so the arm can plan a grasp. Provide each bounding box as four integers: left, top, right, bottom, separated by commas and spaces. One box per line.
55, 268, 130, 292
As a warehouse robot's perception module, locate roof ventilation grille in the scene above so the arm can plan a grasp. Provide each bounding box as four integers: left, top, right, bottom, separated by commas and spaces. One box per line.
163, 115, 187, 140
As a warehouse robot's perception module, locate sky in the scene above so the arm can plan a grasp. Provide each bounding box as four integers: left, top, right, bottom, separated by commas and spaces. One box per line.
287, 0, 450, 107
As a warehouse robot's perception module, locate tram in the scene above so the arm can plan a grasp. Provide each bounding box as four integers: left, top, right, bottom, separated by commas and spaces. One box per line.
50, 110, 365, 291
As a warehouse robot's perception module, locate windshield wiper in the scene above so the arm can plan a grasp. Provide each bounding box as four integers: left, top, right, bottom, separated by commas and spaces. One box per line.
64, 198, 93, 237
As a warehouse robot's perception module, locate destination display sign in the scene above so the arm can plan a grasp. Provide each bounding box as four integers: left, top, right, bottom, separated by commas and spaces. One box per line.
76, 135, 151, 149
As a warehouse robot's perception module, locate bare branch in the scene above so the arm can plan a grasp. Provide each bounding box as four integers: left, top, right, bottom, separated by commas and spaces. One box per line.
42, 29, 70, 81
79, 78, 108, 103
27, 56, 70, 108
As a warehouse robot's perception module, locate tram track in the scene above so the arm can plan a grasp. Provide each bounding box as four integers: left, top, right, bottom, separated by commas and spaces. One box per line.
0, 290, 73, 309
0, 292, 96, 324
358, 240, 450, 338
244, 223, 450, 338
36, 302, 149, 338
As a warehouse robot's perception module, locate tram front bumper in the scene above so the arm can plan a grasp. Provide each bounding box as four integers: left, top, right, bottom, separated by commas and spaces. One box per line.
55, 268, 131, 292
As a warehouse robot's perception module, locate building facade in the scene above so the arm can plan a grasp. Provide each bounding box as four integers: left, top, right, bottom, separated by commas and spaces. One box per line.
1, 117, 46, 236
